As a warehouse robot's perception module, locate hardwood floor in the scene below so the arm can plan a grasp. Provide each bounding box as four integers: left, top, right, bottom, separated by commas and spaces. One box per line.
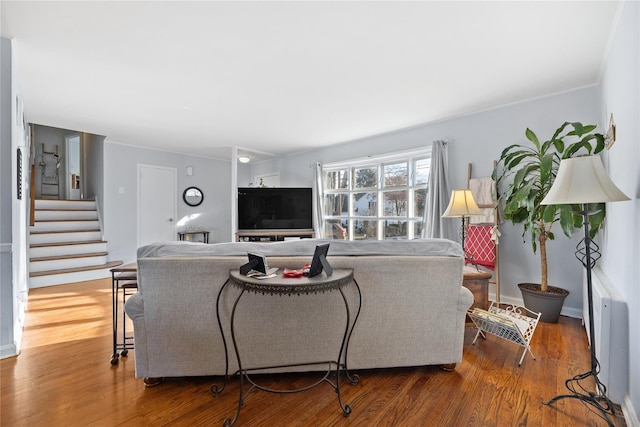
1, 278, 626, 426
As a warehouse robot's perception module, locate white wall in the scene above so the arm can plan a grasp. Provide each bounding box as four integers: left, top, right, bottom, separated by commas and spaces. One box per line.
1, 37, 16, 357
251, 86, 601, 318
103, 142, 232, 263
1, 37, 29, 358
599, 1, 640, 423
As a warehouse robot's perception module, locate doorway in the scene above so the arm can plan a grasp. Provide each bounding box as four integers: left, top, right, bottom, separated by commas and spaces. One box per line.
65, 134, 81, 199
137, 164, 177, 247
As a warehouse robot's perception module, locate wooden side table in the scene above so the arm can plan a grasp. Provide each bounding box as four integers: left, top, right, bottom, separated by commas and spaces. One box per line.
463, 266, 492, 313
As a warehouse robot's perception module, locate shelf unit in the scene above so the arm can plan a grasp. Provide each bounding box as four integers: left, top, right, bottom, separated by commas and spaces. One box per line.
236, 230, 316, 242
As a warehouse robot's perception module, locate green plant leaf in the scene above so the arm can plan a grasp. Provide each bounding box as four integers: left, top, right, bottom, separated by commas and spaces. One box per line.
552, 139, 565, 153
571, 122, 585, 136
551, 122, 570, 140
594, 134, 605, 154
540, 154, 554, 185
559, 205, 575, 237
541, 204, 557, 223
525, 128, 540, 148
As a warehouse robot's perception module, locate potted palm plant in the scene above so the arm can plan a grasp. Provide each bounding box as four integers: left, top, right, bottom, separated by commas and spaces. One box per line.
495, 122, 606, 322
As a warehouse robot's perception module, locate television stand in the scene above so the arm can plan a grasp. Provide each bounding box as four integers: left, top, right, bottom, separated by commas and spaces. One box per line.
237, 229, 316, 242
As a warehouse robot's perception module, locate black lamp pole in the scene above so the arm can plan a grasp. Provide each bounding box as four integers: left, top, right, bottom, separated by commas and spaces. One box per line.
460, 215, 467, 252
544, 204, 615, 426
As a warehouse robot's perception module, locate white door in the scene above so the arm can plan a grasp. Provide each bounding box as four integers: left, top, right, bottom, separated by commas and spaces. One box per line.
137, 164, 177, 247
65, 135, 81, 200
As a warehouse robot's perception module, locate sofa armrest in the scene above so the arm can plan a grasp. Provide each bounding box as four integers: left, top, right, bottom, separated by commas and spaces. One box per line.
458, 286, 474, 311
124, 292, 144, 321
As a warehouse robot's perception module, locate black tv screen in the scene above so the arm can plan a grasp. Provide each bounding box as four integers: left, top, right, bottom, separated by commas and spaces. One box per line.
237, 187, 313, 230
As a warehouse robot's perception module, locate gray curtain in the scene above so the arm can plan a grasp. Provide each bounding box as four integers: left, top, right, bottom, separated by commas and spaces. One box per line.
422, 140, 455, 240
313, 162, 325, 238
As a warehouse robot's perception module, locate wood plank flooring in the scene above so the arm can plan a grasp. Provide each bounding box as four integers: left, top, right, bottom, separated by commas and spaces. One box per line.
1, 278, 626, 426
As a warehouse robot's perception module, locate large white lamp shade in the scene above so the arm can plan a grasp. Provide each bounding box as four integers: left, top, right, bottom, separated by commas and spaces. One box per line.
442, 189, 483, 217
541, 155, 629, 205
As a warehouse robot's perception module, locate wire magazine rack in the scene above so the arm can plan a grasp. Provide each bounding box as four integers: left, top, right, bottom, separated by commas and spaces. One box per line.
468, 302, 541, 366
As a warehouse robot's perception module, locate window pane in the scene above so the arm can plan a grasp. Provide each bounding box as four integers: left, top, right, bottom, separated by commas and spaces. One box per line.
352, 192, 377, 216
321, 149, 429, 241
324, 169, 348, 190
412, 220, 424, 238
383, 190, 407, 216
384, 220, 407, 239
413, 188, 427, 218
384, 162, 407, 187
324, 220, 348, 240
354, 220, 379, 240
353, 167, 377, 189
324, 193, 348, 217
415, 158, 430, 185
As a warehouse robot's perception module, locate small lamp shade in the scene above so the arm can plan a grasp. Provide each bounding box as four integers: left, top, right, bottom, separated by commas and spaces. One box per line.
541, 155, 629, 205
442, 189, 483, 217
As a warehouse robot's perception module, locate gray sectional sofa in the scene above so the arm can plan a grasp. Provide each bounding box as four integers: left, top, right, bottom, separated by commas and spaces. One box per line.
124, 238, 473, 380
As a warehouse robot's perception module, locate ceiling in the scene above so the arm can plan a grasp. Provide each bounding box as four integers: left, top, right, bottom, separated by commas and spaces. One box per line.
1, 1, 621, 162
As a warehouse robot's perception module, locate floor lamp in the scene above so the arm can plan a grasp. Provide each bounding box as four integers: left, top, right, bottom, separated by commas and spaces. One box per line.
541, 155, 629, 426
442, 189, 482, 259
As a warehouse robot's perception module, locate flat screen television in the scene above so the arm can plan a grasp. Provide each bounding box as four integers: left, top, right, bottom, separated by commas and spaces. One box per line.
237, 187, 313, 230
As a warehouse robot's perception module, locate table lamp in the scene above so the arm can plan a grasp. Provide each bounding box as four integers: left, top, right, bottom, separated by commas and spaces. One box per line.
442, 189, 483, 253
541, 155, 629, 426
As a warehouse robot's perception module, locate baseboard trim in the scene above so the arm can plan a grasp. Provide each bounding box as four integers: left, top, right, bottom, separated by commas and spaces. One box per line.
0, 343, 18, 359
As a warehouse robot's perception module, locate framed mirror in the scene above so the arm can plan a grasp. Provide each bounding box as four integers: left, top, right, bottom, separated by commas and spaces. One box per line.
183, 186, 204, 207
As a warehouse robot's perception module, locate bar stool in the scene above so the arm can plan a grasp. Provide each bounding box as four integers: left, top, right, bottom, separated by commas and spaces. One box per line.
110, 264, 137, 365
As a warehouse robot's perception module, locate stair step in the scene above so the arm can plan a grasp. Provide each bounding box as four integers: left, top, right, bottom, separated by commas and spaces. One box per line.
34, 199, 96, 211
30, 230, 103, 245
34, 210, 98, 221
30, 252, 108, 263
30, 229, 100, 234
31, 220, 100, 233
29, 261, 124, 288
30, 261, 123, 278
31, 240, 106, 248
30, 253, 109, 273
30, 241, 109, 259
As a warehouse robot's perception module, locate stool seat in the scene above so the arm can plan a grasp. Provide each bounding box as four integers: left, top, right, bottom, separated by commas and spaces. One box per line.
119, 281, 138, 289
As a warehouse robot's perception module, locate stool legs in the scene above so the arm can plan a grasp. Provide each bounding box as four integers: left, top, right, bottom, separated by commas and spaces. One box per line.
110, 272, 137, 365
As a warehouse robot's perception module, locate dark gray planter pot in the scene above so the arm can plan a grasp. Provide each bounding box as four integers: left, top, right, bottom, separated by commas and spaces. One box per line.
518, 283, 570, 323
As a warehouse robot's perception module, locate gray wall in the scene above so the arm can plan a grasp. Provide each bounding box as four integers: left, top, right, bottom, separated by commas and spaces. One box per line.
250, 86, 601, 319
599, 0, 639, 420
103, 143, 232, 264
82, 132, 105, 202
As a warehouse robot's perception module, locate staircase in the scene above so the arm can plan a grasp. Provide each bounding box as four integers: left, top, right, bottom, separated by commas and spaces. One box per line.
29, 199, 122, 288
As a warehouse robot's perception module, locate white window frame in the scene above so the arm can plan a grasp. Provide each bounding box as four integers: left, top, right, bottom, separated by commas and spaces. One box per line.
322, 147, 431, 240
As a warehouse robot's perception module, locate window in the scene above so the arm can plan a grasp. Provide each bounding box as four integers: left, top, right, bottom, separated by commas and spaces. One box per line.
322, 148, 430, 240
